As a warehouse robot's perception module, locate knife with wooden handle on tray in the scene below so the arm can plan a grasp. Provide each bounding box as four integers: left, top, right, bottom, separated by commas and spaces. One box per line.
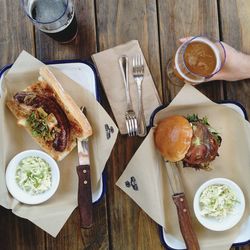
164, 161, 200, 250
76, 107, 93, 228
154, 115, 200, 250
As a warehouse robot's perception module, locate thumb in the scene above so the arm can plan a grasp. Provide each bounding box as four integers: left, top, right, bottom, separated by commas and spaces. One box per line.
179, 37, 193, 43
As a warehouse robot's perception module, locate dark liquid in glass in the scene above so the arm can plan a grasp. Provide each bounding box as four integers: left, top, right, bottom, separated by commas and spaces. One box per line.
44, 15, 78, 43
184, 42, 216, 76
31, 1, 78, 43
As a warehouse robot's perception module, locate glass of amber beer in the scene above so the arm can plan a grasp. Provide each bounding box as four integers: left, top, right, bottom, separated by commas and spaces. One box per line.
167, 36, 226, 86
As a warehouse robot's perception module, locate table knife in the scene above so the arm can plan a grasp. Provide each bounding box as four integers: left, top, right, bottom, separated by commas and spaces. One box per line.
76, 107, 93, 228
164, 160, 200, 250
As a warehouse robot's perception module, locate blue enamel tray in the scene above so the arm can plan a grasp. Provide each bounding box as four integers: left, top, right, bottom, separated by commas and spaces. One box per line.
0, 59, 106, 204
149, 101, 250, 250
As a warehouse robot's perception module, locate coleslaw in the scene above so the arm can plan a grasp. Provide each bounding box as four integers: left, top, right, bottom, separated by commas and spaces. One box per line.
15, 156, 52, 195
199, 184, 239, 219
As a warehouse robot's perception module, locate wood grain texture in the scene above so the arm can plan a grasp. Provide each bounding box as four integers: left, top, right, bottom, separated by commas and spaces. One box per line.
33, 1, 109, 249
45, 200, 109, 250
219, 0, 250, 120
219, 2, 250, 249
0, 0, 109, 249
1, 0, 250, 249
105, 135, 150, 250
157, 0, 224, 104
0, 207, 46, 250
95, 1, 163, 249
173, 194, 200, 250
35, 0, 97, 61
95, 0, 162, 100
100, 83, 150, 249
0, 1, 43, 250
77, 164, 93, 229
0, 0, 35, 68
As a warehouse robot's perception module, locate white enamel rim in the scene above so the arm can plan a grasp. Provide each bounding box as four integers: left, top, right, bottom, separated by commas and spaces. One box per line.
193, 178, 245, 231
5, 150, 60, 205
161, 103, 249, 248
0, 62, 103, 203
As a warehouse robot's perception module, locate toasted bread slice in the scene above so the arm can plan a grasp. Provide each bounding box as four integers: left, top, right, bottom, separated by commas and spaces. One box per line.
6, 66, 92, 161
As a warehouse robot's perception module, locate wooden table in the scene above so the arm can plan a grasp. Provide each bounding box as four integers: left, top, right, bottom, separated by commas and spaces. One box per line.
1, 0, 250, 249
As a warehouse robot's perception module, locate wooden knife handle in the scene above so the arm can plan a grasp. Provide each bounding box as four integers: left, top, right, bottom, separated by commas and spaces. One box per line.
172, 193, 200, 250
76, 165, 93, 228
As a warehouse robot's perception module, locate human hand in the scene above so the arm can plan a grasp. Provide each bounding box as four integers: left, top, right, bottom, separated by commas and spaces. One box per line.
179, 37, 250, 82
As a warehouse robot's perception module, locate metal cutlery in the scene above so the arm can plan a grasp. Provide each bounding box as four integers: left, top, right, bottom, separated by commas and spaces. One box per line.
76, 106, 93, 228
132, 54, 147, 137
119, 55, 138, 136
163, 161, 200, 250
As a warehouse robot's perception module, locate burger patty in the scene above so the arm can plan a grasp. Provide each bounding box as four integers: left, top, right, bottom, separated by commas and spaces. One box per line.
184, 121, 219, 167
14, 91, 70, 152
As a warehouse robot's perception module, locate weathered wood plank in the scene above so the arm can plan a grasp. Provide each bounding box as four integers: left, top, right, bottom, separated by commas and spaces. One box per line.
0, 0, 35, 67
33, 1, 109, 249
95, 0, 163, 249
219, 1, 250, 248
2, 0, 249, 250
45, 200, 109, 250
219, 0, 250, 122
157, 1, 239, 249
158, 0, 224, 104
0, 207, 46, 250
96, 0, 162, 100
0, 1, 44, 250
35, 0, 97, 61
104, 134, 165, 250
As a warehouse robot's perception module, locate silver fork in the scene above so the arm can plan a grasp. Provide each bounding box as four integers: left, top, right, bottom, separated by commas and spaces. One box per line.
132, 54, 147, 137
119, 55, 138, 136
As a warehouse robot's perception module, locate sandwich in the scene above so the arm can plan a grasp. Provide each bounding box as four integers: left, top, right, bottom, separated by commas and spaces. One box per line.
6, 66, 92, 161
154, 114, 221, 170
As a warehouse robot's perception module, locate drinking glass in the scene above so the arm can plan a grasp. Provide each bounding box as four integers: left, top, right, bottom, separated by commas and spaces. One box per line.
21, 0, 78, 43
167, 36, 226, 86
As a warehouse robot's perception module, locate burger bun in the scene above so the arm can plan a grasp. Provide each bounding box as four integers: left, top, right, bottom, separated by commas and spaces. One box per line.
154, 115, 193, 162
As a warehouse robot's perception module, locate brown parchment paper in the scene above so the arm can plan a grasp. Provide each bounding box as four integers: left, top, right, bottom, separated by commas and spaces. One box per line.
0, 51, 118, 237
116, 84, 250, 250
92, 40, 162, 134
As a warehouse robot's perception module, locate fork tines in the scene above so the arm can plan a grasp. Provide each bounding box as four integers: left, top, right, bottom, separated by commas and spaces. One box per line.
125, 111, 138, 136
132, 53, 147, 137
132, 54, 144, 76
118, 55, 138, 136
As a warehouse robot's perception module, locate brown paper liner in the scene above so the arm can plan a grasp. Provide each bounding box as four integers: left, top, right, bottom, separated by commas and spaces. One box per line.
92, 40, 161, 134
117, 84, 250, 250
0, 51, 118, 237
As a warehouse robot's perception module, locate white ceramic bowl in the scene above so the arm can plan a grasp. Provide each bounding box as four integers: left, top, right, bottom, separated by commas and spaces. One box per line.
193, 178, 245, 231
5, 150, 60, 205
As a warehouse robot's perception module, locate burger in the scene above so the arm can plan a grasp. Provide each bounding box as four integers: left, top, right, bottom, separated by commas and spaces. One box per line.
6, 66, 92, 161
154, 114, 222, 170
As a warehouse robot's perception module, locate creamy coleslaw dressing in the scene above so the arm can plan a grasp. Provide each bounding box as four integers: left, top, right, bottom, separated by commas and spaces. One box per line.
199, 184, 239, 219
15, 156, 52, 195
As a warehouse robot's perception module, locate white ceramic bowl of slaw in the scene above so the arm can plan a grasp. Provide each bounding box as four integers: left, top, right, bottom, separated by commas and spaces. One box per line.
193, 178, 245, 231
5, 150, 60, 205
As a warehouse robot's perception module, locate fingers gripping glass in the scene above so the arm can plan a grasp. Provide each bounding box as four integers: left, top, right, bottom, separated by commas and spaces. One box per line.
167, 36, 226, 86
